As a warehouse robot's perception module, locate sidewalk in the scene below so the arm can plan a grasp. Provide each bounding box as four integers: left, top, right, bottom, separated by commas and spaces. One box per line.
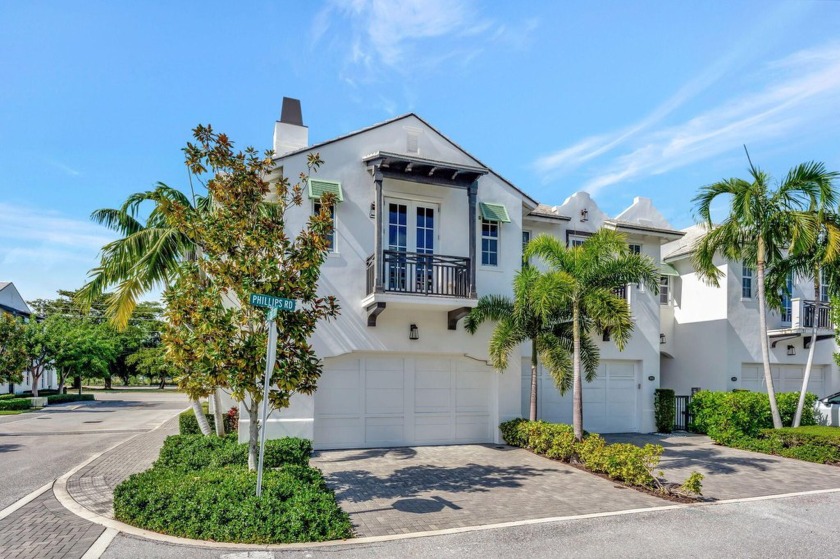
65, 415, 179, 518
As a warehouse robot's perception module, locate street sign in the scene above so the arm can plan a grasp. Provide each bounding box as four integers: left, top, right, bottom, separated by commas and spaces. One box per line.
249, 293, 296, 311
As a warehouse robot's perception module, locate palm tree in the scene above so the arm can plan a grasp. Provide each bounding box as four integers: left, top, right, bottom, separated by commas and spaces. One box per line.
692, 158, 829, 429
464, 265, 599, 421
765, 164, 840, 426
526, 230, 659, 441
78, 183, 215, 436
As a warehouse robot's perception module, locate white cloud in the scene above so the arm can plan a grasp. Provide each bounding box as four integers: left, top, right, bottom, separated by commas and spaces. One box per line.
0, 203, 113, 251
534, 40, 840, 196
46, 159, 81, 177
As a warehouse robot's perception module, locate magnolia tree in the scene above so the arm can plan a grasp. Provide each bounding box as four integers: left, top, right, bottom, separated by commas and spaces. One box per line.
164, 125, 339, 469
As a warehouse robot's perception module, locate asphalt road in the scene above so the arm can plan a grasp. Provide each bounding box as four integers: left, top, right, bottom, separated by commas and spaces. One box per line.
0, 390, 188, 510
102, 490, 840, 559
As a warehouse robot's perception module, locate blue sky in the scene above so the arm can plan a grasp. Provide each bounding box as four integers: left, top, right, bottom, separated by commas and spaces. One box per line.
2, 1, 840, 300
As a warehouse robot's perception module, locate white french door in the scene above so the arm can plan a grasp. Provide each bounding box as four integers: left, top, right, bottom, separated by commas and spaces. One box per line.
386, 199, 438, 293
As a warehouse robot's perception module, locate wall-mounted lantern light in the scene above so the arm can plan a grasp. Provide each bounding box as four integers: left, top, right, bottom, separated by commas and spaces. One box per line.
660, 333, 666, 344
409, 324, 419, 340
369, 202, 376, 219
787, 345, 796, 356
580, 208, 589, 222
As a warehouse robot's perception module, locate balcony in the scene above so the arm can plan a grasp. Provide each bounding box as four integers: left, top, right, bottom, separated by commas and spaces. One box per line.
364, 251, 476, 328
769, 298, 834, 349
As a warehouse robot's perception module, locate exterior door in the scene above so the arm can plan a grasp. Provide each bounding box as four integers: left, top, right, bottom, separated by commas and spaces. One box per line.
386, 199, 438, 293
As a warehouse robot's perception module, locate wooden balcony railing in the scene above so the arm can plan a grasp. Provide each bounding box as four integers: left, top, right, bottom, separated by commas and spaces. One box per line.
367, 251, 470, 297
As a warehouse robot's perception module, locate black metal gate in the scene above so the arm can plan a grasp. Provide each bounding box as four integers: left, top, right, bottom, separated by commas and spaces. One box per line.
674, 395, 692, 431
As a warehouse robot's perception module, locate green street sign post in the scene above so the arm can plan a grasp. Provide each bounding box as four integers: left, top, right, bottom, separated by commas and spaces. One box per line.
250, 293, 296, 497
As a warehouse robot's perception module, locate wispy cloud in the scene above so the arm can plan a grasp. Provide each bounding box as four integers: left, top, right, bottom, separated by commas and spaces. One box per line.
535, 40, 840, 196
313, 0, 535, 89
0, 203, 115, 299
46, 159, 81, 177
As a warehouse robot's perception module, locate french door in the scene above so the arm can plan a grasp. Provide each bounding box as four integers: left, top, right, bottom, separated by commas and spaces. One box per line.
386, 199, 438, 293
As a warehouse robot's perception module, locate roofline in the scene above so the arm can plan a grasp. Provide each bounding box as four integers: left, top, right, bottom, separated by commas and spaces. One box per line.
525, 212, 572, 222
272, 112, 540, 209
603, 220, 686, 239
0, 303, 31, 317
663, 250, 693, 263
362, 151, 489, 175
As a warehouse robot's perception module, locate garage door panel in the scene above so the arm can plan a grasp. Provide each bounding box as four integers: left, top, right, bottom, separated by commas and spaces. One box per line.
316, 355, 494, 449
741, 364, 825, 396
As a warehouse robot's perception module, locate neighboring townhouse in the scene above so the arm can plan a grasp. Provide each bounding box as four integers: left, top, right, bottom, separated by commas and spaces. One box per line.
523, 193, 683, 433
0, 282, 57, 394
660, 227, 839, 398
237, 98, 685, 448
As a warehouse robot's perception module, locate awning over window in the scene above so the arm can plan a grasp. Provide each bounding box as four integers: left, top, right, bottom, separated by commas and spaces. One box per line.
307, 179, 344, 202
479, 202, 511, 223
659, 262, 680, 276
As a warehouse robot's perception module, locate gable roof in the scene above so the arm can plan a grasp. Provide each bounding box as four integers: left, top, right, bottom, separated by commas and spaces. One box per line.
273, 113, 539, 209
0, 281, 32, 317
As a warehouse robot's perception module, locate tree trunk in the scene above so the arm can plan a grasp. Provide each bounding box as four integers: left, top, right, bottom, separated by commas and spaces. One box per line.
57, 371, 67, 395
529, 339, 538, 421
190, 398, 212, 436
104, 376, 112, 390
158, 376, 166, 389
572, 303, 583, 441
247, 400, 259, 471
757, 239, 783, 429
30, 367, 39, 398
212, 388, 226, 436
794, 273, 820, 428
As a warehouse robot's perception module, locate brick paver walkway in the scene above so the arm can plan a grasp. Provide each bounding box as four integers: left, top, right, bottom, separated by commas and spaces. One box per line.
605, 432, 840, 500
311, 444, 663, 537
66, 415, 179, 518
0, 492, 104, 559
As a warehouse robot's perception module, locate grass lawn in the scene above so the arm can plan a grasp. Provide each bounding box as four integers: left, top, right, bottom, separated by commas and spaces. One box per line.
0, 410, 24, 415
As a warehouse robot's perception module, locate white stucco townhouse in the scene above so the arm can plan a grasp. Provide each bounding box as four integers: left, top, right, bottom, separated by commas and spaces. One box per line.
660, 227, 840, 399
238, 99, 685, 448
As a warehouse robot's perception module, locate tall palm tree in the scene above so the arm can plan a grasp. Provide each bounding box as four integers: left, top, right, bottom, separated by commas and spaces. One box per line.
693, 159, 828, 429
464, 265, 599, 421
78, 183, 215, 435
526, 230, 659, 441
765, 165, 840, 426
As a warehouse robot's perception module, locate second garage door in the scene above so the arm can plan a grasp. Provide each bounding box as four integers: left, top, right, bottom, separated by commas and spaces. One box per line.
314, 355, 496, 450
535, 360, 640, 433
741, 364, 826, 396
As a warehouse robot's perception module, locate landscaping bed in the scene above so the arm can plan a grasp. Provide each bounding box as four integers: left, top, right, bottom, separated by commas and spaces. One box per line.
689, 390, 840, 464
46, 394, 95, 404
113, 434, 352, 543
178, 404, 238, 435
500, 419, 703, 499
0, 398, 33, 411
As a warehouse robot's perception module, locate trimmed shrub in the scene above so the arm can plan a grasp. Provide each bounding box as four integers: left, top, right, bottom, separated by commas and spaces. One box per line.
499, 419, 702, 495
654, 389, 676, 433
156, 434, 312, 471
114, 465, 351, 543
47, 394, 95, 404
689, 390, 818, 443
0, 398, 33, 411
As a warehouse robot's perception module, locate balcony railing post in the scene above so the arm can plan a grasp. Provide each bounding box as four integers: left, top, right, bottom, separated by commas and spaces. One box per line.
467, 181, 478, 299
792, 297, 802, 328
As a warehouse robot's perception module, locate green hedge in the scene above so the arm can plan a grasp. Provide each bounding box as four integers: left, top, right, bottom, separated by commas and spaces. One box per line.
499, 419, 703, 495
113, 433, 348, 543
690, 390, 818, 443
726, 426, 840, 464
0, 390, 61, 400
114, 465, 351, 543
654, 389, 676, 433
47, 394, 95, 404
156, 434, 312, 471
179, 406, 238, 435
0, 398, 33, 411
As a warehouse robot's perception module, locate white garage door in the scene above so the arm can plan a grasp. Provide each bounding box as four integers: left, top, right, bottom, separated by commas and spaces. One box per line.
536, 360, 639, 434
314, 355, 495, 450
741, 364, 826, 396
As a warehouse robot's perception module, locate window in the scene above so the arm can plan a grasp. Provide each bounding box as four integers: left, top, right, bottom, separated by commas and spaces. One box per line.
820, 268, 829, 302
481, 219, 499, 266
522, 231, 531, 264
660, 275, 669, 305
313, 201, 336, 252
742, 265, 752, 299
568, 235, 586, 248
781, 273, 793, 322
628, 244, 641, 255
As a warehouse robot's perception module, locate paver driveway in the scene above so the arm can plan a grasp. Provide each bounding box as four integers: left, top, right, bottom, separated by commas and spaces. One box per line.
605, 433, 840, 500
311, 444, 662, 537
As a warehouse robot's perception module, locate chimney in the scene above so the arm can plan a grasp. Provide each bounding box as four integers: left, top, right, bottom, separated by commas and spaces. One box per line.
273, 97, 308, 156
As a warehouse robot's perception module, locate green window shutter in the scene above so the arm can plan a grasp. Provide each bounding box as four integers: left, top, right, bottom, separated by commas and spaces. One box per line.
308, 179, 344, 202
479, 202, 511, 223
659, 262, 680, 276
